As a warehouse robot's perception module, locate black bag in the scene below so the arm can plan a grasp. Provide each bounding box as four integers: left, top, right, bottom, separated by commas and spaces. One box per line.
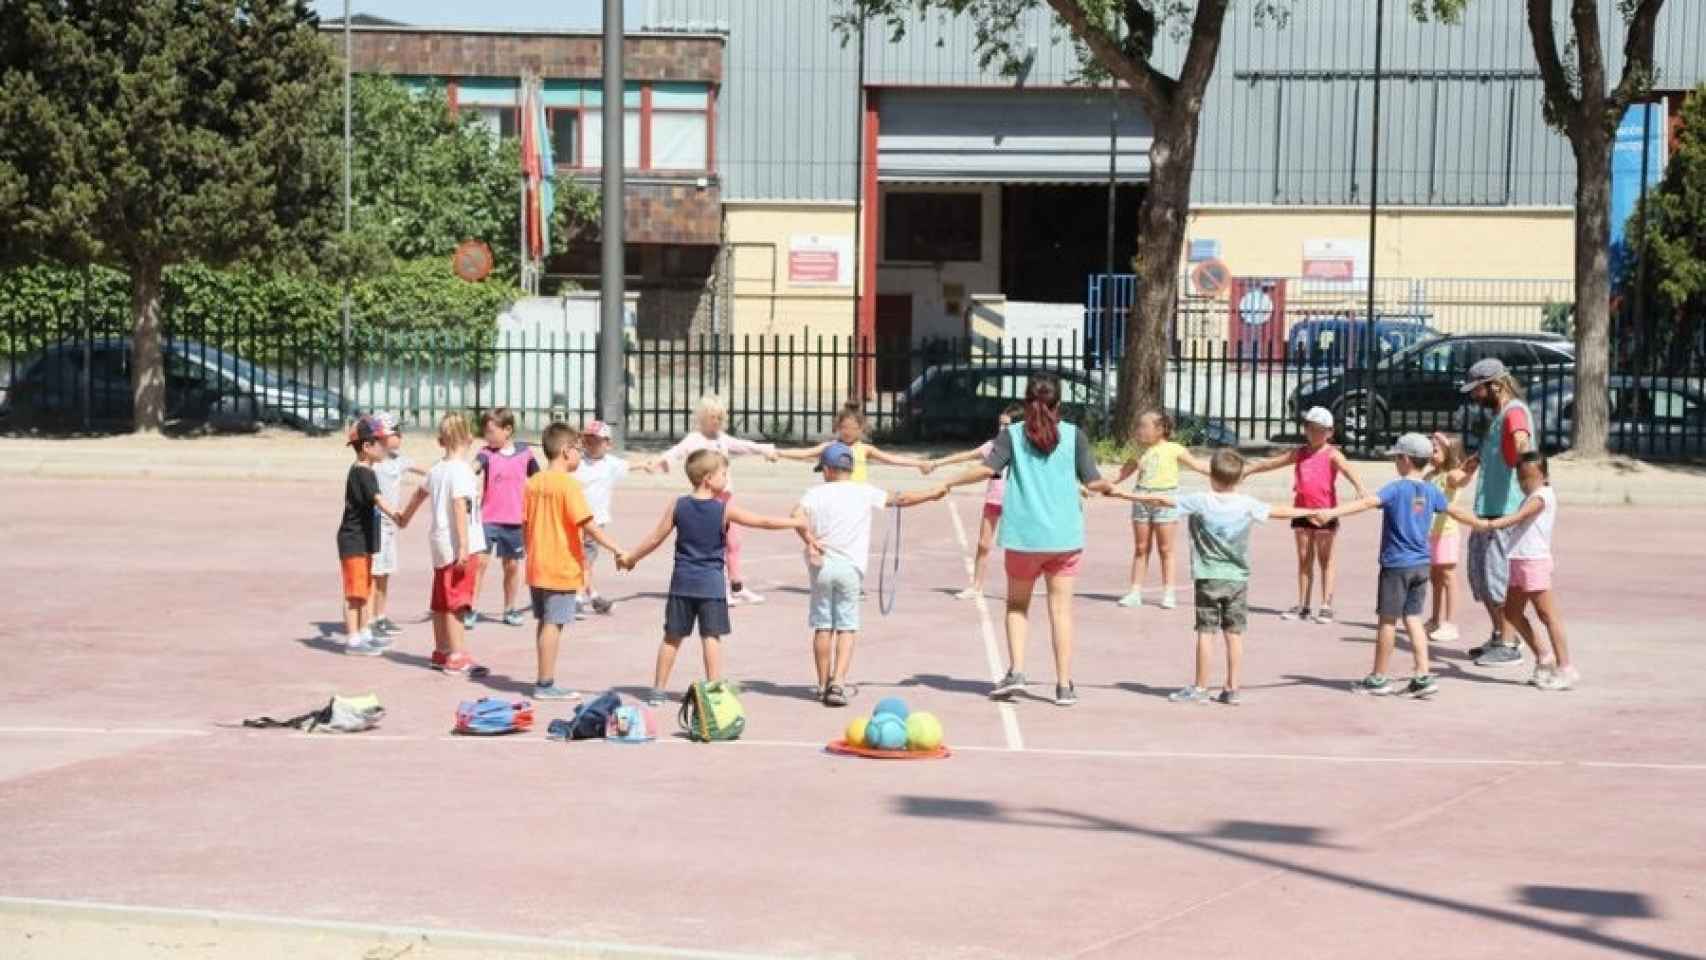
567, 690, 623, 740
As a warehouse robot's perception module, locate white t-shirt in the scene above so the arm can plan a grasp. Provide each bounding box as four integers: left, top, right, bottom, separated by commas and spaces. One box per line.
373, 453, 413, 512
575, 454, 630, 526
427, 458, 486, 568
1507, 486, 1556, 561
799, 481, 891, 575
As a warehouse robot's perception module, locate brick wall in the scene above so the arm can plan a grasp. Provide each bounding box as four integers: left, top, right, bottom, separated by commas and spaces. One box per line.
336, 29, 722, 83
624, 181, 720, 245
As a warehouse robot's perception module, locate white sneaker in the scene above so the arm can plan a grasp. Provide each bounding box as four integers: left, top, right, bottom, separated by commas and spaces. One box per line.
1116, 590, 1144, 608
953, 587, 982, 601
1158, 591, 1178, 610
734, 587, 765, 605
344, 635, 383, 657
1527, 662, 1557, 687
1538, 665, 1578, 691
1430, 622, 1460, 642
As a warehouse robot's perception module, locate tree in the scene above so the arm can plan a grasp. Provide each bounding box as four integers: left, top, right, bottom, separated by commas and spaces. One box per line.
1422, 0, 1667, 458
1624, 85, 1706, 372
839, 1, 1457, 437
0, 0, 343, 432
341, 76, 600, 284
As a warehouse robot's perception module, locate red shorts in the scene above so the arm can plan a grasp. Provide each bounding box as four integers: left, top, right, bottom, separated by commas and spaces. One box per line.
340, 555, 372, 602
1004, 549, 1082, 580
431, 561, 476, 613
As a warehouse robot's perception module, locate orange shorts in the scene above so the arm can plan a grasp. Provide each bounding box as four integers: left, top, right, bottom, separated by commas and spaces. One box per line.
340, 554, 373, 602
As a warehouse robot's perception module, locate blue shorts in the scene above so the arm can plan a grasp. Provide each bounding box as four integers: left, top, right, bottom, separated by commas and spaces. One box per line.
665, 596, 731, 638
483, 523, 524, 559
530, 588, 577, 626
808, 556, 862, 632
1130, 489, 1179, 524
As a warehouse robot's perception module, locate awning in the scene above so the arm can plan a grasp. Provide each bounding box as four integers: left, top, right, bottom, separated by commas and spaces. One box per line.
877, 89, 1152, 183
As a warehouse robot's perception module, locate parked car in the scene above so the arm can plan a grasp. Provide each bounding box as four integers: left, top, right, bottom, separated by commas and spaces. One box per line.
0, 338, 346, 432
1504, 375, 1706, 458
1284, 313, 1438, 370
896, 363, 1239, 447
1287, 331, 1576, 445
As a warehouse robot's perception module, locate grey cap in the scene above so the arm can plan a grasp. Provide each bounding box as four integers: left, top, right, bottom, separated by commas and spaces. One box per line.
1460, 357, 1508, 393
1394, 432, 1434, 460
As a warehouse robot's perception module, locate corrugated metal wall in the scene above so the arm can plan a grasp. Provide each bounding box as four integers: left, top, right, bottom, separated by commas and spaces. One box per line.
649, 0, 1706, 205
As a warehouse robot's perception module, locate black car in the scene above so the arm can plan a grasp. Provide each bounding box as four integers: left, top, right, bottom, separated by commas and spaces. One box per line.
1513, 375, 1706, 458
0, 338, 346, 432
1288, 332, 1576, 445
896, 362, 1239, 447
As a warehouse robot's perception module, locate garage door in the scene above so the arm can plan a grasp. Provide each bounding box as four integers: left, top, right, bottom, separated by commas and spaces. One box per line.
877, 89, 1152, 183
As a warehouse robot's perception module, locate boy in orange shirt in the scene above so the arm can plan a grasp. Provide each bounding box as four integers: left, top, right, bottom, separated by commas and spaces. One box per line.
525, 422, 627, 700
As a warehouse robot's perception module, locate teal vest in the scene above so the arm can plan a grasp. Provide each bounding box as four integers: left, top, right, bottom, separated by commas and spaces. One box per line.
997, 421, 1085, 552
1474, 399, 1531, 518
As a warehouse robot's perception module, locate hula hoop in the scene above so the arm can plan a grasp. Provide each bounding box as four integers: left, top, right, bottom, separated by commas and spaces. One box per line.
878, 505, 901, 616
825, 739, 950, 760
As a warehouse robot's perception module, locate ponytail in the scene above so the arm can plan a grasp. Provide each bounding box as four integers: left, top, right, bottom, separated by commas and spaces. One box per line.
1022, 376, 1062, 455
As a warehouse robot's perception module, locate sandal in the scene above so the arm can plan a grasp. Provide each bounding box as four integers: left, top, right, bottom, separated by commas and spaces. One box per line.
824, 683, 850, 707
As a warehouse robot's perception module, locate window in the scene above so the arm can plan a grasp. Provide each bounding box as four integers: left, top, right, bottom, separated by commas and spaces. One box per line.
1417, 340, 1466, 373
461, 106, 517, 145
650, 82, 710, 170
974, 374, 1023, 400
582, 110, 641, 170
549, 110, 579, 165
885, 193, 982, 262
1644, 389, 1701, 423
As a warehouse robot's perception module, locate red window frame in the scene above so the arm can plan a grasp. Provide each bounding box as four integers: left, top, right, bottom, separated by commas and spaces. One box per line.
542, 82, 719, 175
546, 106, 585, 168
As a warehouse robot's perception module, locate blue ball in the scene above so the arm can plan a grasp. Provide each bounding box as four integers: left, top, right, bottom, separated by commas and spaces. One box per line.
867, 714, 907, 751
872, 697, 910, 721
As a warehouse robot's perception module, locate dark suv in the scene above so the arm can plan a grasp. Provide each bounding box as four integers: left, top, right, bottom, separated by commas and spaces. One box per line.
1287, 332, 1575, 445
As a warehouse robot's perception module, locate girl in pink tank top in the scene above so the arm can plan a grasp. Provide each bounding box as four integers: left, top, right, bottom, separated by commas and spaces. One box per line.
1245, 409, 1370, 624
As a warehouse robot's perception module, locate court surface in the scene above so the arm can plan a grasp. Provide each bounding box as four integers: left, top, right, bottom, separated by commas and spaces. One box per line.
1, 462, 1704, 959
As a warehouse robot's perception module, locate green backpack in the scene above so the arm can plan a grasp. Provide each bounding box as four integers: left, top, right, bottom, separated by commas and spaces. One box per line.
678, 680, 746, 742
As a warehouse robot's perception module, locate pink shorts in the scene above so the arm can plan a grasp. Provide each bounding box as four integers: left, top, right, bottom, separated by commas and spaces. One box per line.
1429, 532, 1460, 566
1004, 549, 1082, 580
1508, 557, 1553, 593
981, 503, 1003, 521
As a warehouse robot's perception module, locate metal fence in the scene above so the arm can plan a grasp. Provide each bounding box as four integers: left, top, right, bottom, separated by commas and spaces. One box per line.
4, 313, 1704, 460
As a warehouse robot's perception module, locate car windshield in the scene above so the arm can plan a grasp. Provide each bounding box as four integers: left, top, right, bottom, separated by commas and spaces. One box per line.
170, 343, 285, 388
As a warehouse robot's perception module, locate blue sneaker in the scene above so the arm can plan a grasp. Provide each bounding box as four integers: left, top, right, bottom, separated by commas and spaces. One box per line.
503, 608, 526, 627
533, 683, 581, 702
461, 610, 477, 630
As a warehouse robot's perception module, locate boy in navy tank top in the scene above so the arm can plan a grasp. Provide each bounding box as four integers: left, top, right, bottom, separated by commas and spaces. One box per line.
620, 450, 816, 707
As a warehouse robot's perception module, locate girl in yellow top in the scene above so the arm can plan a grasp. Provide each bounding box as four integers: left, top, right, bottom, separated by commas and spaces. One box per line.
1424, 431, 1470, 641
1112, 409, 1211, 609
778, 405, 929, 481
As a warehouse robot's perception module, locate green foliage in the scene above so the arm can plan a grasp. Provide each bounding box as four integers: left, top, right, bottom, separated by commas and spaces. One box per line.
1624, 85, 1706, 367
1541, 299, 1576, 338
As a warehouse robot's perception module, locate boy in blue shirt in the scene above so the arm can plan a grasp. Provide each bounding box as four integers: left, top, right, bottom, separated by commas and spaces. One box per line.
1319, 433, 1482, 698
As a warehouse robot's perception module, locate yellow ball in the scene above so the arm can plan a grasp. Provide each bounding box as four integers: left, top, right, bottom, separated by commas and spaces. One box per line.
844, 716, 869, 747
905, 712, 943, 751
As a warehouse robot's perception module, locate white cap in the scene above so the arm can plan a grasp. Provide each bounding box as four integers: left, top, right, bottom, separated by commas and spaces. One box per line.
1302, 406, 1334, 429
1394, 432, 1434, 460
584, 420, 613, 440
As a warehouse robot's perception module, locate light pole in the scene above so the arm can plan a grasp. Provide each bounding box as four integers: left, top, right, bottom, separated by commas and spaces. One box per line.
1361, 0, 1386, 452
598, 0, 627, 444
341, 0, 352, 419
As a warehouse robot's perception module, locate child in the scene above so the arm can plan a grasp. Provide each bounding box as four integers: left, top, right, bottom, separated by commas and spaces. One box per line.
472, 408, 539, 629
337, 416, 408, 655
778, 404, 930, 480
620, 450, 812, 706
1112, 409, 1211, 610
524, 422, 627, 701
1316, 434, 1481, 698
1424, 431, 1470, 642
1113, 449, 1314, 705
925, 403, 1024, 601
573, 419, 636, 617
793, 442, 946, 707
1480, 453, 1573, 690
400, 412, 489, 677
1245, 406, 1370, 624
645, 394, 780, 605
368, 412, 424, 639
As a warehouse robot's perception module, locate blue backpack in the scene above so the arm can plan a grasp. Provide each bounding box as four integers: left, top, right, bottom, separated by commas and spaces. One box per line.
454, 697, 534, 735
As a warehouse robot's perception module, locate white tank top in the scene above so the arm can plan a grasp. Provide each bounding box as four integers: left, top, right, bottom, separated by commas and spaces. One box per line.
1507, 486, 1556, 560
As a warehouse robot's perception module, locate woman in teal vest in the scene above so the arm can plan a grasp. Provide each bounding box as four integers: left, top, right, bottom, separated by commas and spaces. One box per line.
940, 376, 1114, 706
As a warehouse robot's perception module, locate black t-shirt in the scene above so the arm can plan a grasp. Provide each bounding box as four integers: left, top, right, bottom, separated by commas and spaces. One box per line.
337, 463, 382, 557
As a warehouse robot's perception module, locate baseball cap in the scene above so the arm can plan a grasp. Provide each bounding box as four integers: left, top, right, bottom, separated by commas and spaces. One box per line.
584, 419, 613, 440
1460, 357, 1508, 393
348, 415, 390, 445
375, 411, 399, 434
1394, 432, 1434, 460
815, 441, 856, 472
1302, 406, 1334, 429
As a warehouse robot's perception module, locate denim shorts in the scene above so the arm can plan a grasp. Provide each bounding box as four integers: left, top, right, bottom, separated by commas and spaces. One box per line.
483, 522, 525, 559
808, 555, 863, 632
530, 588, 578, 626
1376, 565, 1430, 619
1130, 488, 1179, 524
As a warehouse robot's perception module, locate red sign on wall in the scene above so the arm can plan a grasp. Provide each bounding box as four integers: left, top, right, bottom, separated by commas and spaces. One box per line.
788, 250, 840, 284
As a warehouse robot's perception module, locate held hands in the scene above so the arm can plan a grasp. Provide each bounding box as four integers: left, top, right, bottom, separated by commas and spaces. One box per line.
919, 459, 937, 476
615, 552, 636, 572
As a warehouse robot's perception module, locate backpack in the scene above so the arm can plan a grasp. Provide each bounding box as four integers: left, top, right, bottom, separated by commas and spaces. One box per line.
242, 693, 383, 733
453, 697, 534, 735
678, 680, 746, 742
565, 690, 624, 740
606, 704, 657, 743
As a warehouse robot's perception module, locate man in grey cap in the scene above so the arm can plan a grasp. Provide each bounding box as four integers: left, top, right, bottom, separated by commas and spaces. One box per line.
1456, 358, 1534, 667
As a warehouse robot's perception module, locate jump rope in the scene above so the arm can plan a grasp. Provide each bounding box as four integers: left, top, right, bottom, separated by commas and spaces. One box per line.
877, 504, 901, 616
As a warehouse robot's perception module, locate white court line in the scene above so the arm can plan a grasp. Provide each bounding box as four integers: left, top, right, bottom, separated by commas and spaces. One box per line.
946, 497, 1024, 751
0, 895, 790, 960
0, 726, 208, 737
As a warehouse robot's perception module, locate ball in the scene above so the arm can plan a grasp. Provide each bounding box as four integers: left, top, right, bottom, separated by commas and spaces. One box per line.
905, 712, 943, 751
866, 713, 907, 751
844, 716, 869, 748
872, 697, 910, 722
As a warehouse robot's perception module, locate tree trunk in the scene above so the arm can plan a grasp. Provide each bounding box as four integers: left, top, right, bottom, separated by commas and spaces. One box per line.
130, 259, 166, 433
1117, 118, 1195, 440
1570, 131, 1613, 459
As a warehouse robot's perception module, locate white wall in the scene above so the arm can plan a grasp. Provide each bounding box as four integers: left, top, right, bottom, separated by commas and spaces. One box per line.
876, 183, 1002, 342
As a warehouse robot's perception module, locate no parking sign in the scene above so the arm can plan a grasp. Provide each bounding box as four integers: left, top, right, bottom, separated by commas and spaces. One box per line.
1227, 278, 1287, 355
